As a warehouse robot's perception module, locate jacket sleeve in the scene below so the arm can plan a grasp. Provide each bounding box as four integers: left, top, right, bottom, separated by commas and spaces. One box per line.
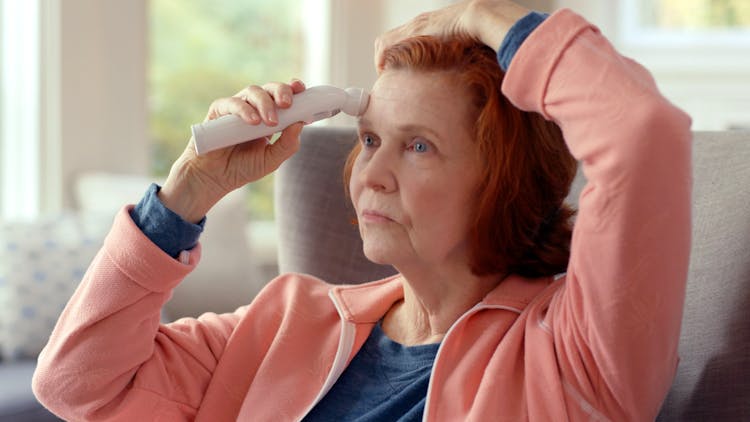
502, 9, 692, 419
32, 206, 245, 421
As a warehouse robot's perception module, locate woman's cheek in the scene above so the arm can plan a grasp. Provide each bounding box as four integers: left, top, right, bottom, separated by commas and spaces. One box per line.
349, 159, 364, 201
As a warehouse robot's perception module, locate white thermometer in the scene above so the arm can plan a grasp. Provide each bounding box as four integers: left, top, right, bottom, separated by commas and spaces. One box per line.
192, 85, 369, 155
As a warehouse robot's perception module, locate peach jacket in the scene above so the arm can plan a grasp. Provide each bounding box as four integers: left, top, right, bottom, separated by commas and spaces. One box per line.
33, 9, 692, 422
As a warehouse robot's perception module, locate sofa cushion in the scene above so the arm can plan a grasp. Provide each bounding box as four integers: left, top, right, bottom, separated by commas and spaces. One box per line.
655, 131, 750, 420
0, 213, 109, 361
0, 361, 62, 421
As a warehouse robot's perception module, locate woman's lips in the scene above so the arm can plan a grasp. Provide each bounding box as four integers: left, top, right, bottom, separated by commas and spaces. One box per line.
360, 209, 394, 223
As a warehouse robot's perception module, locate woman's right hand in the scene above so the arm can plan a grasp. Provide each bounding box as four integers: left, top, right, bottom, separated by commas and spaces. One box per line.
158, 79, 307, 223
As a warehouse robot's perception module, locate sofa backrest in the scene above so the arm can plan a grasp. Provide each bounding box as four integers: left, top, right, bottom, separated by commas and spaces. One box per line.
655, 131, 750, 420
275, 127, 750, 419
274, 126, 397, 284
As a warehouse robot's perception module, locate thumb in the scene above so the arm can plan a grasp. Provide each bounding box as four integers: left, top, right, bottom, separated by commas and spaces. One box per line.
265, 122, 303, 171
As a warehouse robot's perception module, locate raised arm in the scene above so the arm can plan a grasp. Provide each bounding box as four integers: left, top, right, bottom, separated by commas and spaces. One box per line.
32, 209, 245, 420
503, 10, 692, 420
33, 81, 308, 420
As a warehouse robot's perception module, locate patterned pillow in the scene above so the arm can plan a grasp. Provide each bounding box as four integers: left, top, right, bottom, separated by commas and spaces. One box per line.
0, 213, 111, 361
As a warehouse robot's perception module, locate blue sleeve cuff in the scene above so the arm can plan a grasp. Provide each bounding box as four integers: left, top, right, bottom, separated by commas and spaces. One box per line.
497, 11, 549, 71
129, 183, 206, 258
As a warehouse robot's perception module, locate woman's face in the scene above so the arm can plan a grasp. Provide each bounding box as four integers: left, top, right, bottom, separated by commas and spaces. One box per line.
350, 69, 482, 272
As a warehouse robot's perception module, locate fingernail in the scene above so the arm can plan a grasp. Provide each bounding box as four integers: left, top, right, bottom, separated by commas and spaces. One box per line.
267, 111, 277, 124
282, 94, 292, 105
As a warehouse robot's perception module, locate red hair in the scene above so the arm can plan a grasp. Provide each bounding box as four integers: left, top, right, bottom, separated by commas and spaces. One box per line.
345, 36, 577, 278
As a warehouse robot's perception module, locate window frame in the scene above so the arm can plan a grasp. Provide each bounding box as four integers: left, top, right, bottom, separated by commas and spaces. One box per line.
615, 0, 750, 73
0, 0, 42, 221
619, 0, 750, 47
557, 0, 750, 130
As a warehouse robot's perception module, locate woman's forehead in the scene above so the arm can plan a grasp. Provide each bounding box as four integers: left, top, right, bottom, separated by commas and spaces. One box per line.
364, 70, 473, 133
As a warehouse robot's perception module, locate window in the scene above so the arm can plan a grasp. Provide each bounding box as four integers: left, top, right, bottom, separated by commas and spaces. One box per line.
621, 0, 750, 45
0, 0, 41, 221
601, 0, 750, 130
149, 0, 304, 220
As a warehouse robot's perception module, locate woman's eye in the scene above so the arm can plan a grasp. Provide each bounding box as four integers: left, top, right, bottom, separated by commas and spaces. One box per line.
409, 139, 430, 153
362, 134, 376, 147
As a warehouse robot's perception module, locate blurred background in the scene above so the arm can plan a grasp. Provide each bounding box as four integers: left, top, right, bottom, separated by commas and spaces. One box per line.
0, 0, 748, 236
0, 0, 748, 364
0, 2, 748, 410
1, 0, 748, 223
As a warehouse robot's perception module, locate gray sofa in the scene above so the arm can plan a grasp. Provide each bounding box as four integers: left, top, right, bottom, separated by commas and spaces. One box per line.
2, 126, 747, 420
276, 126, 750, 421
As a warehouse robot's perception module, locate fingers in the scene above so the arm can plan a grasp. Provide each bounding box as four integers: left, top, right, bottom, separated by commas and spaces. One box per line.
264, 122, 303, 172
289, 78, 306, 94
373, 11, 439, 72
206, 79, 307, 126
373, 2, 474, 72
261, 82, 293, 111
374, 23, 412, 72
374, 1, 530, 67
240, 84, 282, 125
205, 96, 262, 125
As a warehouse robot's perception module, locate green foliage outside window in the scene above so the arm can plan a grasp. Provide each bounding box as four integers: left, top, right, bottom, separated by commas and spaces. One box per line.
641, 0, 750, 29
149, 0, 303, 220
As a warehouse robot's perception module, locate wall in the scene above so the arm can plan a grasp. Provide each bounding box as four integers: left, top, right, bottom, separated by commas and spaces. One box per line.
50, 0, 148, 209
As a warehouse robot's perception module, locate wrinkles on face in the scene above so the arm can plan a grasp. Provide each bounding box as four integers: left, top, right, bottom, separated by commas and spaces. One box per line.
350, 69, 481, 270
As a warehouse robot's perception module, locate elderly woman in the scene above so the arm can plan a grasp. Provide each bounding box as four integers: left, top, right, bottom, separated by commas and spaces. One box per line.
33, 0, 692, 420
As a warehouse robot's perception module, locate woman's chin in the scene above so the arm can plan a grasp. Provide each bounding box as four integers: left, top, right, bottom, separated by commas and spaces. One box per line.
362, 249, 393, 265
359, 230, 414, 267
362, 243, 401, 266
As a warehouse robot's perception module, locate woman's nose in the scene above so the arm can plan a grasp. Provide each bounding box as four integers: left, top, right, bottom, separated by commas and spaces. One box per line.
359, 147, 396, 193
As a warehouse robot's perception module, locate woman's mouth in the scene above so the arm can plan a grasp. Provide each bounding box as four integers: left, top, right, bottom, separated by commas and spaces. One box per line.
360, 209, 394, 223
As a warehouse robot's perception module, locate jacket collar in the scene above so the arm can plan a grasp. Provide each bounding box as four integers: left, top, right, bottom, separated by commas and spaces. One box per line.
481, 274, 554, 310
329, 275, 404, 324
330, 273, 554, 324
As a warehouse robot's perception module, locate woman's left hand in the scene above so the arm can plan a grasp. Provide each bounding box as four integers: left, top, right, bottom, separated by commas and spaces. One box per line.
374, 0, 530, 71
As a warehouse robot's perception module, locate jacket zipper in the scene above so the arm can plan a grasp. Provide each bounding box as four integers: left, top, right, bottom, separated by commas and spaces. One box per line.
296, 290, 357, 421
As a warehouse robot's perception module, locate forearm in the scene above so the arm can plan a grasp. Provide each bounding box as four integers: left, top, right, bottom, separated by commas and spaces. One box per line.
32, 208, 195, 418
503, 9, 691, 418
33, 208, 240, 420
158, 154, 226, 224
464, 0, 531, 51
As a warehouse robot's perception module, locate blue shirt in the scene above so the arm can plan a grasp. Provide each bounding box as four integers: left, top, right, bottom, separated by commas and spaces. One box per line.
129, 11, 547, 420
129, 183, 205, 258
303, 322, 439, 422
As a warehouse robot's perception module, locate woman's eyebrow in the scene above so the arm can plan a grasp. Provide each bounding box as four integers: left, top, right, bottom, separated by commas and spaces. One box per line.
357, 117, 442, 141
395, 123, 441, 140
356, 117, 372, 128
